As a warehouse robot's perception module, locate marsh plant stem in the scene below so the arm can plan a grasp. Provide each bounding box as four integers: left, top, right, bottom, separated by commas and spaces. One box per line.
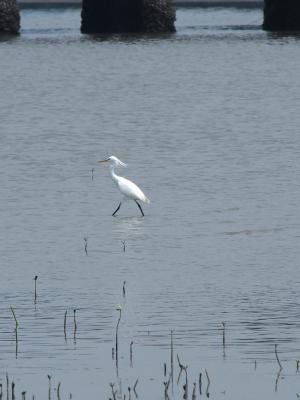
275, 344, 283, 370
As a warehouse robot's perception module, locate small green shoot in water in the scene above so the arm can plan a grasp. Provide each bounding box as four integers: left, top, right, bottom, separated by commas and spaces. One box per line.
10, 307, 18, 329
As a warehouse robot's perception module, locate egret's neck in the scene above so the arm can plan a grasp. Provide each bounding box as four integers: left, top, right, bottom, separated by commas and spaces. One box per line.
109, 164, 120, 183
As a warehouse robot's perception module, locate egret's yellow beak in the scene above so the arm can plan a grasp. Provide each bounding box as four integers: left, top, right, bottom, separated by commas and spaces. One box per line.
97, 159, 108, 164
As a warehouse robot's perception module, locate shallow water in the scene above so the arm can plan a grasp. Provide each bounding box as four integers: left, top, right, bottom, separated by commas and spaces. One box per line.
1, 5, 300, 399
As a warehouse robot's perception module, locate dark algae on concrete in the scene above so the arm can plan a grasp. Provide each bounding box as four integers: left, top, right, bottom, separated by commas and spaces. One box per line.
81, 0, 176, 34
263, 0, 300, 30
0, 0, 20, 34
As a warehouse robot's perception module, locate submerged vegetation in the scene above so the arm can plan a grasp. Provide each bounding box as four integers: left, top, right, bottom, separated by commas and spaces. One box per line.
1, 275, 299, 399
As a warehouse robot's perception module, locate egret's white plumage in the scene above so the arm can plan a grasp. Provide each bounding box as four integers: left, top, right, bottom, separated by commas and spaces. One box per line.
97, 156, 150, 216
117, 177, 150, 203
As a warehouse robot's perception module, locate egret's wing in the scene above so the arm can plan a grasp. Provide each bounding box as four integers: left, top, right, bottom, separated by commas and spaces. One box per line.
117, 177, 150, 203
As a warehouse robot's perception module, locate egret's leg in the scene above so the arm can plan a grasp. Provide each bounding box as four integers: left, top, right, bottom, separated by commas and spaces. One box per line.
112, 202, 122, 216
135, 200, 144, 217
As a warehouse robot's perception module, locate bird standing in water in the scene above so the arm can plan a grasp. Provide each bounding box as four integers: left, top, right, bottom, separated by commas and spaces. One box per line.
97, 156, 150, 216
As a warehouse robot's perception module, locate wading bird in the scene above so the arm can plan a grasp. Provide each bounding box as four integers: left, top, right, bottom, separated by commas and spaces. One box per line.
97, 156, 150, 217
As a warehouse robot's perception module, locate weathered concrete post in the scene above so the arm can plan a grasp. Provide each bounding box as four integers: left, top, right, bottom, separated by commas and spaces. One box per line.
81, 0, 176, 34
263, 0, 300, 31
0, 0, 20, 34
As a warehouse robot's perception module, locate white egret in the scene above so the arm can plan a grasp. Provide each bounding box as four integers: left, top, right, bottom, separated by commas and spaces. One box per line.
97, 156, 150, 217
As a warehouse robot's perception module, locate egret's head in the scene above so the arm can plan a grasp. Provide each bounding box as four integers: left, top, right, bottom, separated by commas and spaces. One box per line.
97, 155, 127, 168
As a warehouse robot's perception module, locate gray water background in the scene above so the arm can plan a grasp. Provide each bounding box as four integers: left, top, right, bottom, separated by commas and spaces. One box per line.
1, 6, 300, 399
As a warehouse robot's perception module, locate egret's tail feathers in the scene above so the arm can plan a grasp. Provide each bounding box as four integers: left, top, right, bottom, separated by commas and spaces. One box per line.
144, 196, 150, 204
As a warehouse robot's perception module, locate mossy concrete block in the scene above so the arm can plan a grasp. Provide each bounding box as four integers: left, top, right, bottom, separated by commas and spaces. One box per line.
263, 0, 300, 30
81, 0, 176, 34
0, 0, 20, 34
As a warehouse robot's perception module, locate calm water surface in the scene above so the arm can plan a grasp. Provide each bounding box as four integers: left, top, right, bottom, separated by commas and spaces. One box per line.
1, 6, 300, 399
